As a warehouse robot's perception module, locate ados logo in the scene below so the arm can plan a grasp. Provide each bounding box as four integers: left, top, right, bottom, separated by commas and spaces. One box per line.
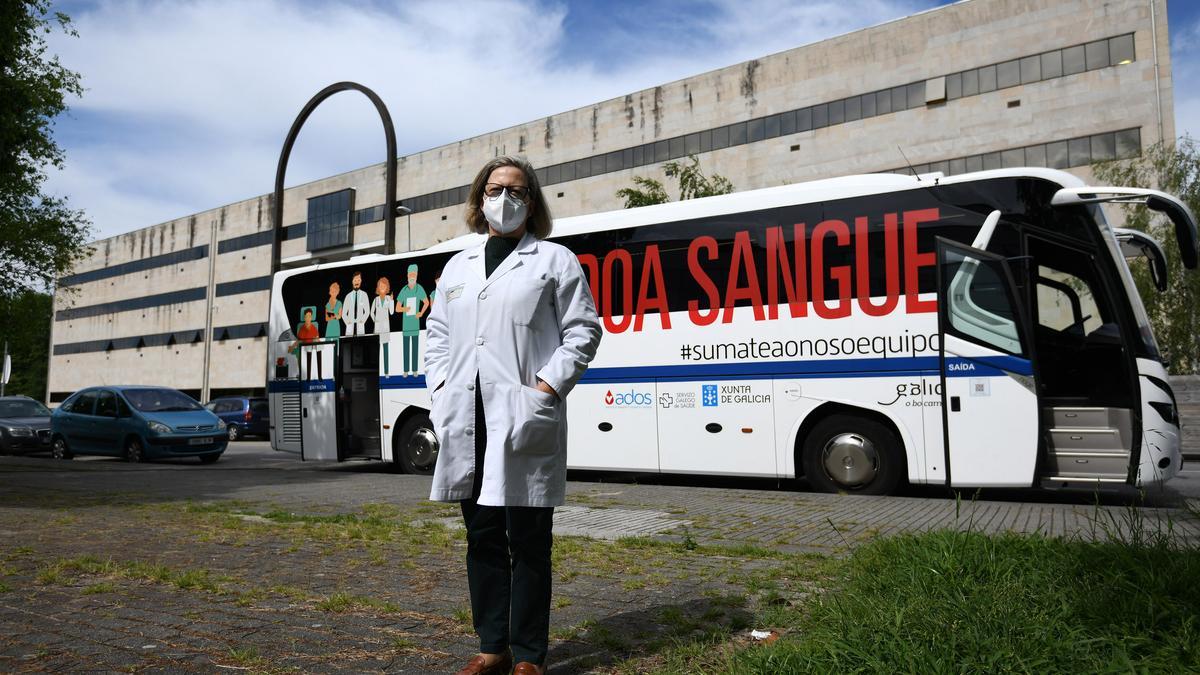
604, 389, 653, 407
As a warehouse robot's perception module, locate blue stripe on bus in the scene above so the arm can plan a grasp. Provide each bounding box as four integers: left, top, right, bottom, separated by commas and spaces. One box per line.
266, 354, 1030, 393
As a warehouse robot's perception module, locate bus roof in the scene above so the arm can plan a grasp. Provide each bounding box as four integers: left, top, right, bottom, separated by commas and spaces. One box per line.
283, 167, 1087, 275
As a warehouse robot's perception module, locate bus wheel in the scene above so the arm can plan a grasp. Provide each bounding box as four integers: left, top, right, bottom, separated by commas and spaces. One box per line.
801, 414, 902, 495
395, 413, 438, 475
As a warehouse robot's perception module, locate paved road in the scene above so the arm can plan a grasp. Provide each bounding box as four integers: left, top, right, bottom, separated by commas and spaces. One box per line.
1, 442, 1197, 673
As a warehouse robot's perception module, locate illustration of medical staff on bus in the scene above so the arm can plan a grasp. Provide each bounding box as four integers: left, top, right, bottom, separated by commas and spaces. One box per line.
289, 305, 322, 380
341, 270, 370, 336
396, 263, 429, 377
371, 276, 395, 374
323, 280, 342, 339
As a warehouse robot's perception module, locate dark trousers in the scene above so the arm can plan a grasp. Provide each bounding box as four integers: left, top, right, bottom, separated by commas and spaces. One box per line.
461, 379, 554, 665
403, 334, 419, 373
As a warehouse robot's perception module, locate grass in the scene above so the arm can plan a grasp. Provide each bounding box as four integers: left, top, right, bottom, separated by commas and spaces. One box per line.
32, 554, 226, 594
314, 592, 400, 614
726, 529, 1200, 674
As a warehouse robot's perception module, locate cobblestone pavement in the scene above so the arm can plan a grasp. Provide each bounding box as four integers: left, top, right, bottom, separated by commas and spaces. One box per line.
1, 444, 1197, 673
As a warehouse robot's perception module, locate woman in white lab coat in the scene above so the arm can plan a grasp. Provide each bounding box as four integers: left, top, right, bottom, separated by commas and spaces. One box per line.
425, 156, 601, 675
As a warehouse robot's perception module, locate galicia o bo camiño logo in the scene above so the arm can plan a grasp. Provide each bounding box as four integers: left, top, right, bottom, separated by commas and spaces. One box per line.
604, 389, 653, 408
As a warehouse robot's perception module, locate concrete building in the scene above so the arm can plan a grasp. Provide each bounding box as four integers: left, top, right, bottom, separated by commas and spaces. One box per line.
47, 0, 1174, 403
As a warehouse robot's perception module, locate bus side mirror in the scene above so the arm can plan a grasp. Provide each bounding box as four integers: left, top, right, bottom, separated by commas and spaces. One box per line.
1145, 195, 1198, 269
1051, 187, 1199, 270
1114, 228, 1169, 292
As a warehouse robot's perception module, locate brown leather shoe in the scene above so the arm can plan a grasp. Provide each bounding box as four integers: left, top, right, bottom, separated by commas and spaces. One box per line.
513, 662, 544, 675
455, 650, 513, 675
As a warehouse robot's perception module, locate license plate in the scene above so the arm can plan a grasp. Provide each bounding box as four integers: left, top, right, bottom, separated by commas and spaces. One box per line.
188, 437, 212, 446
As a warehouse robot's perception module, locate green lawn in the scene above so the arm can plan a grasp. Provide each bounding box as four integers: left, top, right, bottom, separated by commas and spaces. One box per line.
726, 528, 1200, 674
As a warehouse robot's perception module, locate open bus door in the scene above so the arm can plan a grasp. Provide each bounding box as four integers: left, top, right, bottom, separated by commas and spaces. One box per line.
334, 335, 383, 460
936, 238, 1041, 487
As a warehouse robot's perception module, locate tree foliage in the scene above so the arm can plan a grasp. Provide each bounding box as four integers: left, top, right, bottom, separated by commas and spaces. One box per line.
1092, 139, 1200, 374
1, 0, 91, 301
616, 155, 734, 208
0, 290, 51, 398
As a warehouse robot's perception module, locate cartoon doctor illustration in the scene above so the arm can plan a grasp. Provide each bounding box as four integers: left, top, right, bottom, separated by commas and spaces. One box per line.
341, 270, 370, 336
371, 275, 395, 374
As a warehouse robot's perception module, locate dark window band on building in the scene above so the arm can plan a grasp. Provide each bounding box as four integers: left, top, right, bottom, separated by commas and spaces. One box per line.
213, 322, 268, 340
55, 286, 207, 322
59, 244, 209, 287
889, 127, 1141, 176
53, 322, 266, 356
215, 276, 272, 297
56, 275, 270, 325
354, 204, 387, 226
284, 222, 306, 240
53, 328, 203, 355
218, 229, 274, 254
944, 34, 1134, 101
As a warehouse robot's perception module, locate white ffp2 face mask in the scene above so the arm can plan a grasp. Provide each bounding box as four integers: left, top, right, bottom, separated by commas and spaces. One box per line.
482, 189, 528, 234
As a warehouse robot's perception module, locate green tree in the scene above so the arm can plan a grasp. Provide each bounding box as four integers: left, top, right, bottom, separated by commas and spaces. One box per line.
616, 155, 734, 208
1, 0, 92, 301
0, 290, 52, 398
1092, 139, 1200, 374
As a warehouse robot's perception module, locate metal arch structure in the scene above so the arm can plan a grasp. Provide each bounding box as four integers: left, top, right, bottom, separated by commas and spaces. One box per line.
271, 81, 397, 272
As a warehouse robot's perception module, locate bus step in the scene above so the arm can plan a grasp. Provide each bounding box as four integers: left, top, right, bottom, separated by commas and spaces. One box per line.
1043, 449, 1130, 477
1046, 406, 1131, 432
1041, 474, 1127, 483
1047, 427, 1126, 451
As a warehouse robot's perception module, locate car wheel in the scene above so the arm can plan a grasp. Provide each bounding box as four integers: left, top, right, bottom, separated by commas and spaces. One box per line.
124, 437, 146, 463
199, 453, 221, 464
394, 413, 438, 475
51, 437, 74, 460
801, 414, 903, 495
227, 425, 239, 442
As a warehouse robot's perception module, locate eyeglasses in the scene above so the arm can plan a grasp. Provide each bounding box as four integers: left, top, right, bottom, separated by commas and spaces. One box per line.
483, 183, 531, 201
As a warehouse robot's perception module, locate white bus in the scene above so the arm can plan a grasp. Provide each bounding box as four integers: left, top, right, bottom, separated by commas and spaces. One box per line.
268, 168, 1197, 495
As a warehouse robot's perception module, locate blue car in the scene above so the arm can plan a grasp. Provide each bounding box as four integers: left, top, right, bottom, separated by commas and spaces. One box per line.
204, 396, 269, 441
50, 386, 228, 463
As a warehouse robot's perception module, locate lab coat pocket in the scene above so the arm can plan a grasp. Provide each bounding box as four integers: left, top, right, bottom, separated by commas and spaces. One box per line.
511, 385, 561, 455
508, 278, 550, 326
429, 385, 460, 441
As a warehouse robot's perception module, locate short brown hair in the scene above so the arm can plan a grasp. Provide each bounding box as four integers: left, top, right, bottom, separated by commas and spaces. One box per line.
465, 156, 553, 239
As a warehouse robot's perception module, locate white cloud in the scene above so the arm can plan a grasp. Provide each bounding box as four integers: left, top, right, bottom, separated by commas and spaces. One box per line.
43, 0, 931, 240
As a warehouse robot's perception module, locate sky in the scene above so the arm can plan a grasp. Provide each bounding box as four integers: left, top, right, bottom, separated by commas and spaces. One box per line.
38, 0, 1200, 241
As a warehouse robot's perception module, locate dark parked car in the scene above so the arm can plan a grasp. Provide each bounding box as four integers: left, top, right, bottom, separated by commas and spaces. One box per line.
0, 396, 53, 455
204, 396, 269, 441
50, 386, 227, 463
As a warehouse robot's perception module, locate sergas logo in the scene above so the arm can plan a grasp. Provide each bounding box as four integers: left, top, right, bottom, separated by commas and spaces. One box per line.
604, 389, 653, 407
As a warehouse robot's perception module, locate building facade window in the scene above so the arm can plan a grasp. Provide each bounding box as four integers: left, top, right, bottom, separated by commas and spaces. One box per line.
891, 128, 1141, 177
306, 189, 354, 252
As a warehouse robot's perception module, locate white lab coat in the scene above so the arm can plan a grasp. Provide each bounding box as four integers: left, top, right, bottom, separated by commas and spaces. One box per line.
342, 288, 370, 336
370, 295, 394, 336
425, 232, 602, 507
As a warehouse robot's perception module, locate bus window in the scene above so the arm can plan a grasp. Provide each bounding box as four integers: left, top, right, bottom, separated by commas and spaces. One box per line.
1035, 267, 1104, 335
943, 247, 1023, 355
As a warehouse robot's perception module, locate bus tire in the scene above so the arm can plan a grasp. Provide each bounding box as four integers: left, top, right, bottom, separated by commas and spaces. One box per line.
801, 414, 902, 495
394, 413, 438, 475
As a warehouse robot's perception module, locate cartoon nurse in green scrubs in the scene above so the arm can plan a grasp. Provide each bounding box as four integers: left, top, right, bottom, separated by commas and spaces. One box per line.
323, 281, 342, 339
396, 263, 429, 377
